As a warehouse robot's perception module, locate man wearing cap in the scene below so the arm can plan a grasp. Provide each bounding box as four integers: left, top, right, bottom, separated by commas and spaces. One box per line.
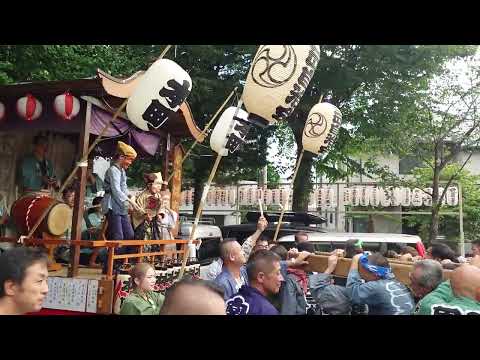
101, 141, 137, 242
346, 252, 415, 315
132, 172, 174, 247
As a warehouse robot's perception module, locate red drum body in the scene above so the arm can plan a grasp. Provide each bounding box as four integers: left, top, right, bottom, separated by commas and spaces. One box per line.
11, 194, 72, 237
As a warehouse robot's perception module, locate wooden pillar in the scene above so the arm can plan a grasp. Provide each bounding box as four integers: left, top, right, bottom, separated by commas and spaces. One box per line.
170, 143, 183, 237
68, 101, 92, 277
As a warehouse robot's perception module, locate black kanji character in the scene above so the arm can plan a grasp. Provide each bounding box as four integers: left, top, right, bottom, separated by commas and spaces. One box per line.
159, 79, 191, 109
142, 99, 174, 129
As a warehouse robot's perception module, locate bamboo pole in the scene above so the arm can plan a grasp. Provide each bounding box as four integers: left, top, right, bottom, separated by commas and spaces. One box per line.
167, 87, 237, 183
272, 149, 305, 242
177, 153, 223, 279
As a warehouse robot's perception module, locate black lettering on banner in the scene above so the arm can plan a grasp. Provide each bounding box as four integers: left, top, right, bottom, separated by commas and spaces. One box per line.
142, 99, 174, 129
305, 46, 320, 68
269, 45, 320, 122
225, 120, 252, 153
158, 79, 191, 109
273, 106, 290, 121
297, 66, 314, 89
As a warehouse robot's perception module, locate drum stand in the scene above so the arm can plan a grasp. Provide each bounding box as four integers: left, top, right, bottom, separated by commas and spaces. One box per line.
42, 232, 64, 272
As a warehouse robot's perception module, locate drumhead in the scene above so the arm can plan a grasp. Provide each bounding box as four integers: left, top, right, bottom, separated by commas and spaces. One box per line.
47, 203, 72, 236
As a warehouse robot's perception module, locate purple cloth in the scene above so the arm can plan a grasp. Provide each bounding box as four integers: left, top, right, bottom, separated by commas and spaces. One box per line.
90, 106, 161, 156
226, 286, 279, 315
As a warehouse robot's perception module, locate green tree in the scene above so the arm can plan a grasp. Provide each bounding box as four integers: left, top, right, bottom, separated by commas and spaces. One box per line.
276, 45, 476, 213
361, 55, 480, 244
402, 165, 480, 249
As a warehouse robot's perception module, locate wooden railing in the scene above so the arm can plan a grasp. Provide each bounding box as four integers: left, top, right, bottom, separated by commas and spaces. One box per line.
0, 237, 198, 280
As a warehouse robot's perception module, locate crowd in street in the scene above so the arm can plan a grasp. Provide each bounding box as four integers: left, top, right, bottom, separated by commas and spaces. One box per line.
1, 215, 479, 315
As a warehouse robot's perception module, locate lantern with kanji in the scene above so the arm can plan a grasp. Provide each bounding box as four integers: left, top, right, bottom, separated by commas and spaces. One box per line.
242, 45, 320, 127
411, 188, 423, 207
371, 187, 381, 207
127, 59, 192, 131
343, 188, 352, 206
17, 94, 42, 121
0, 101, 5, 121
54, 92, 80, 120
359, 186, 370, 207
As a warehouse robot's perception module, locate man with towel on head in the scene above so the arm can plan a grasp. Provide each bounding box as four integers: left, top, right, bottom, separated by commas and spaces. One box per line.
101, 141, 137, 242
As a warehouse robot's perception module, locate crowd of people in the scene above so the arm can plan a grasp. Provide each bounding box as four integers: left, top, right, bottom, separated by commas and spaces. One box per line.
1, 217, 479, 315
1, 135, 479, 316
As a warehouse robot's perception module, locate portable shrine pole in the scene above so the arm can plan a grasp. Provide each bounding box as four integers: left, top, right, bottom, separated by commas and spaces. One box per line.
21, 45, 173, 243
272, 149, 304, 242
178, 153, 223, 279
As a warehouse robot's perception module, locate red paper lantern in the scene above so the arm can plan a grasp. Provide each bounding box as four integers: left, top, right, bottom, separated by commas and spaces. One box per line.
17, 94, 42, 121
54, 92, 80, 120
0, 101, 5, 121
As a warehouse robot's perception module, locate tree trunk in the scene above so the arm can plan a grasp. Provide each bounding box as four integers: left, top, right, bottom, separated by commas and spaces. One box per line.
292, 151, 314, 212
193, 175, 203, 216
429, 142, 442, 243
289, 111, 313, 212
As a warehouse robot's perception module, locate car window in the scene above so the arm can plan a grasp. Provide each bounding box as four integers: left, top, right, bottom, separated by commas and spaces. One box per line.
197, 237, 221, 265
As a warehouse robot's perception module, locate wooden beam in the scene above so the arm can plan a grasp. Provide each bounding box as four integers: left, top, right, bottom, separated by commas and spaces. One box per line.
68, 101, 92, 277
303, 253, 453, 286
170, 143, 183, 237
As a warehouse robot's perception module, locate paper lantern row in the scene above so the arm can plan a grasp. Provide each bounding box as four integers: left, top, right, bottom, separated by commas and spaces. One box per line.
0, 92, 80, 122
180, 186, 459, 208
343, 186, 459, 207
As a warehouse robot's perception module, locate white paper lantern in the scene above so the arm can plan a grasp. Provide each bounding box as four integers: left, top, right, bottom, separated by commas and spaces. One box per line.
351, 187, 360, 207
271, 189, 279, 205
239, 188, 248, 206
127, 59, 192, 131
391, 187, 401, 207
370, 187, 381, 207
0, 101, 5, 121
317, 188, 324, 208
210, 106, 251, 156
359, 186, 371, 207
228, 189, 236, 206
325, 187, 335, 207
302, 102, 342, 155
446, 187, 459, 206
54, 92, 80, 120
423, 188, 433, 207
242, 45, 320, 126
343, 188, 352, 206
401, 187, 412, 207
17, 94, 42, 121
437, 187, 448, 206
411, 188, 423, 207
380, 188, 392, 207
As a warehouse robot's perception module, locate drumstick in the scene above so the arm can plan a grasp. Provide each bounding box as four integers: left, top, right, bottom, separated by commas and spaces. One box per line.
258, 198, 264, 218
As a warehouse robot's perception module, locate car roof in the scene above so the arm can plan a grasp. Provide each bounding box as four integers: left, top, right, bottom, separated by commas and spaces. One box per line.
277, 232, 422, 244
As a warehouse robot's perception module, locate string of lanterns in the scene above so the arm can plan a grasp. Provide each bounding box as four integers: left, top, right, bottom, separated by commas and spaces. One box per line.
0, 92, 81, 122
180, 185, 460, 208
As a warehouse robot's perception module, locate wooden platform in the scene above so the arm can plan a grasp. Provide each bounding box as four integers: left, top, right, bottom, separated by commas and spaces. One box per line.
49, 264, 105, 280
